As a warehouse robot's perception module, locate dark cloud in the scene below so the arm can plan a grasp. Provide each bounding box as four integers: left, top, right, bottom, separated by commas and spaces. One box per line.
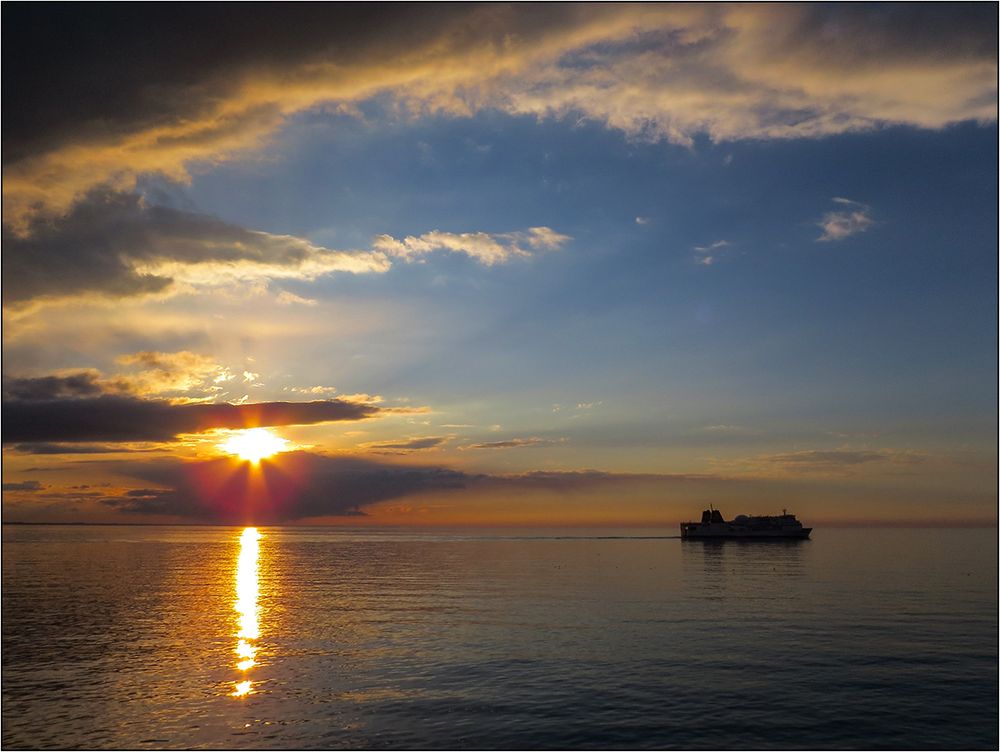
770, 450, 889, 465
11, 443, 160, 455
3, 372, 111, 400
363, 436, 449, 453
1, 4, 446, 163
92, 451, 731, 523
2, 5, 635, 166
4, 4, 993, 174
782, 4, 997, 65
466, 437, 557, 449
101, 452, 472, 522
496, 470, 718, 491
3, 395, 382, 443
2, 480, 45, 492
2, 188, 375, 306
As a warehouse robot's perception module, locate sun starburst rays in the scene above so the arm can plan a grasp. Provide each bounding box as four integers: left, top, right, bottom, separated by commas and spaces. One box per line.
219, 428, 288, 464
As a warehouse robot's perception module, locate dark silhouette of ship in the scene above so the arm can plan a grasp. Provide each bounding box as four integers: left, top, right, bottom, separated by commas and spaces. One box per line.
680, 508, 811, 539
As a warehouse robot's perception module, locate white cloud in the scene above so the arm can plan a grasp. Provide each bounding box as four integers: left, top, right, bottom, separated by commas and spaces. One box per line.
275, 290, 318, 306
285, 385, 339, 396
495, 7, 997, 149
372, 226, 570, 266
339, 393, 385, 405
525, 226, 572, 250
693, 240, 731, 253
816, 198, 874, 242
113, 351, 232, 397
693, 239, 731, 266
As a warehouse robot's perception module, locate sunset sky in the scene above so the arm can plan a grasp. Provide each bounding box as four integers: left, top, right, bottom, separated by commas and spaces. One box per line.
2, 4, 996, 526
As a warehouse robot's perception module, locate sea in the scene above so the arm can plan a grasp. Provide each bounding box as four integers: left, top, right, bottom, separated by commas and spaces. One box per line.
2, 525, 996, 750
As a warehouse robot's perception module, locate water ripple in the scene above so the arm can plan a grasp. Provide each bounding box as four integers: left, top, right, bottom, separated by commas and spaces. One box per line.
2, 526, 996, 749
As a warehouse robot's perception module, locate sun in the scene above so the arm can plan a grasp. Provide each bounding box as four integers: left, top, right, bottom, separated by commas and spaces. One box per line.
219, 428, 289, 463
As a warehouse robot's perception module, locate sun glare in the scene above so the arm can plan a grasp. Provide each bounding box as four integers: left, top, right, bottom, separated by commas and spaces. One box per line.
220, 428, 288, 463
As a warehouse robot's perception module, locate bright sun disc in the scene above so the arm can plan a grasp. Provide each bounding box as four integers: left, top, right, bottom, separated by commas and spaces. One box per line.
220, 428, 288, 463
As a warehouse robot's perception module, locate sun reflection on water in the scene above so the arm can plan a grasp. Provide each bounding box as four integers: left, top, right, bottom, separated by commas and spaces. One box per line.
232, 527, 261, 697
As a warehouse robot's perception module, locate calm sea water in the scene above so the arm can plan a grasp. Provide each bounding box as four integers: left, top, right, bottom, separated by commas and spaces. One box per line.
2, 525, 996, 750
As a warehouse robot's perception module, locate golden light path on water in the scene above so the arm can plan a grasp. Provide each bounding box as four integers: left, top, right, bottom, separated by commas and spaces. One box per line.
233, 527, 261, 697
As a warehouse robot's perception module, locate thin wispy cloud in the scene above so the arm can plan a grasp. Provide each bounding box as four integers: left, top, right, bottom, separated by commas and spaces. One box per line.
2, 481, 45, 492
361, 436, 450, 454
284, 386, 339, 396
816, 198, 875, 242
373, 227, 570, 266
462, 437, 568, 450
693, 240, 731, 266
275, 290, 318, 306
725, 448, 928, 475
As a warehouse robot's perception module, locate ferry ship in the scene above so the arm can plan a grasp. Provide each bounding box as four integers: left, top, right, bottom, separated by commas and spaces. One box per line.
680, 508, 812, 539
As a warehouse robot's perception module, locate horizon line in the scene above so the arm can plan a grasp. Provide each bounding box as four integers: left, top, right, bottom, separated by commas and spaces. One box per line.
3, 520, 997, 530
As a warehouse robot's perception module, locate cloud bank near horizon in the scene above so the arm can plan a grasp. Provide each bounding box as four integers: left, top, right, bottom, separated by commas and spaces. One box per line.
7, 450, 988, 526
77, 451, 730, 523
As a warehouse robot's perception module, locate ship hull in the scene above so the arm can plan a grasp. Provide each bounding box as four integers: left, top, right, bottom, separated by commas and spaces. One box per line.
680, 528, 812, 540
